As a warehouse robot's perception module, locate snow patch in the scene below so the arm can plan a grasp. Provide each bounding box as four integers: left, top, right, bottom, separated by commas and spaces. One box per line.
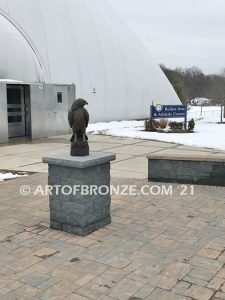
0, 79, 23, 83
87, 106, 225, 150
0, 172, 27, 182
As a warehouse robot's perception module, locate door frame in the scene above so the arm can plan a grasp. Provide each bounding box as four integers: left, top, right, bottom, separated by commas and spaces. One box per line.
7, 84, 31, 139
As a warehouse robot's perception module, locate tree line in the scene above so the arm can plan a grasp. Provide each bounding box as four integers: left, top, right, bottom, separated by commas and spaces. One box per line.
160, 65, 225, 105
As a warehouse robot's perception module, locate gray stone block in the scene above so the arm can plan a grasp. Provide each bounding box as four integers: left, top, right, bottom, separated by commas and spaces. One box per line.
50, 210, 71, 224
48, 175, 60, 185
64, 201, 94, 216
101, 207, 111, 218
70, 214, 87, 227
50, 221, 62, 230
62, 216, 111, 236
148, 157, 225, 186
70, 211, 104, 227
49, 199, 61, 211
49, 165, 70, 178
94, 197, 111, 209
212, 164, 225, 177
43, 151, 115, 236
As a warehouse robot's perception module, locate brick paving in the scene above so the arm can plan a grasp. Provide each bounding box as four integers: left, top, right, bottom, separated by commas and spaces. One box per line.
0, 173, 225, 299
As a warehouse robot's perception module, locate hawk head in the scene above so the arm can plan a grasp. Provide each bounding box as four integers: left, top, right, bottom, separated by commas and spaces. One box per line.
71, 98, 88, 111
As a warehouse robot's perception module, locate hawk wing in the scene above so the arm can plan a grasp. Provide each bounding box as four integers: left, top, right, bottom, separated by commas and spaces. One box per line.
68, 110, 73, 128
84, 108, 89, 128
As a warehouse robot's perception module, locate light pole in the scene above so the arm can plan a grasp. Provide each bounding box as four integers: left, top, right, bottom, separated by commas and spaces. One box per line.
221, 103, 223, 123
224, 99, 225, 119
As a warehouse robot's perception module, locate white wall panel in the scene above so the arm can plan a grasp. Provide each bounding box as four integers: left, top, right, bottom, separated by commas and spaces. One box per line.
0, 14, 43, 81
0, 0, 181, 122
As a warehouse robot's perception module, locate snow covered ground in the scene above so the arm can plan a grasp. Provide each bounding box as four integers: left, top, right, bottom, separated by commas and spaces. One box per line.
87, 106, 225, 150
0, 172, 27, 182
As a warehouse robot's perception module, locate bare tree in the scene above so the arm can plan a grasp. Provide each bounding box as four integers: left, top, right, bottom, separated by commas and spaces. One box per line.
160, 65, 225, 105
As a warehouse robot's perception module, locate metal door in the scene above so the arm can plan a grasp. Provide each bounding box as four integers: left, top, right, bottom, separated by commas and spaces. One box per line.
7, 85, 26, 138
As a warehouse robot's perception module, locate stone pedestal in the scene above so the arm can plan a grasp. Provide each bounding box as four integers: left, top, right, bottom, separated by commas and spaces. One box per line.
43, 152, 116, 236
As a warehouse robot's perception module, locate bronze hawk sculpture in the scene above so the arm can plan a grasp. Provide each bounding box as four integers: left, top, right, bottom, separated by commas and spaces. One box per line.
68, 98, 89, 156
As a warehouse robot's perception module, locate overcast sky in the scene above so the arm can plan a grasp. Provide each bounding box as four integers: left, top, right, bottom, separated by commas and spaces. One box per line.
108, 0, 225, 74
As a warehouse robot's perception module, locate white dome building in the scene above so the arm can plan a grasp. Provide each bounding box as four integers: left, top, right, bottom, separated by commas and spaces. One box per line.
0, 0, 180, 142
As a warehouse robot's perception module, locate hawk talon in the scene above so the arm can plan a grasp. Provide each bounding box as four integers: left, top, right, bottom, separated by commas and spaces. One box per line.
82, 140, 88, 146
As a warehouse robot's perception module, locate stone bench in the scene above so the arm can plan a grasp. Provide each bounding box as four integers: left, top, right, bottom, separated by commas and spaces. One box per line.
147, 152, 225, 186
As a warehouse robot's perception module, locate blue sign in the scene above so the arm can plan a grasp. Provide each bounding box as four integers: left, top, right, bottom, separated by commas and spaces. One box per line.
150, 104, 188, 128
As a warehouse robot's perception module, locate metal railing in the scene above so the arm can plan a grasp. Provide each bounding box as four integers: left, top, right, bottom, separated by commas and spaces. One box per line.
188, 106, 223, 120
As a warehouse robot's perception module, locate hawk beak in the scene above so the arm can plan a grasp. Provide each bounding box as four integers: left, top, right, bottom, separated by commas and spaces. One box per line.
85, 101, 88, 105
